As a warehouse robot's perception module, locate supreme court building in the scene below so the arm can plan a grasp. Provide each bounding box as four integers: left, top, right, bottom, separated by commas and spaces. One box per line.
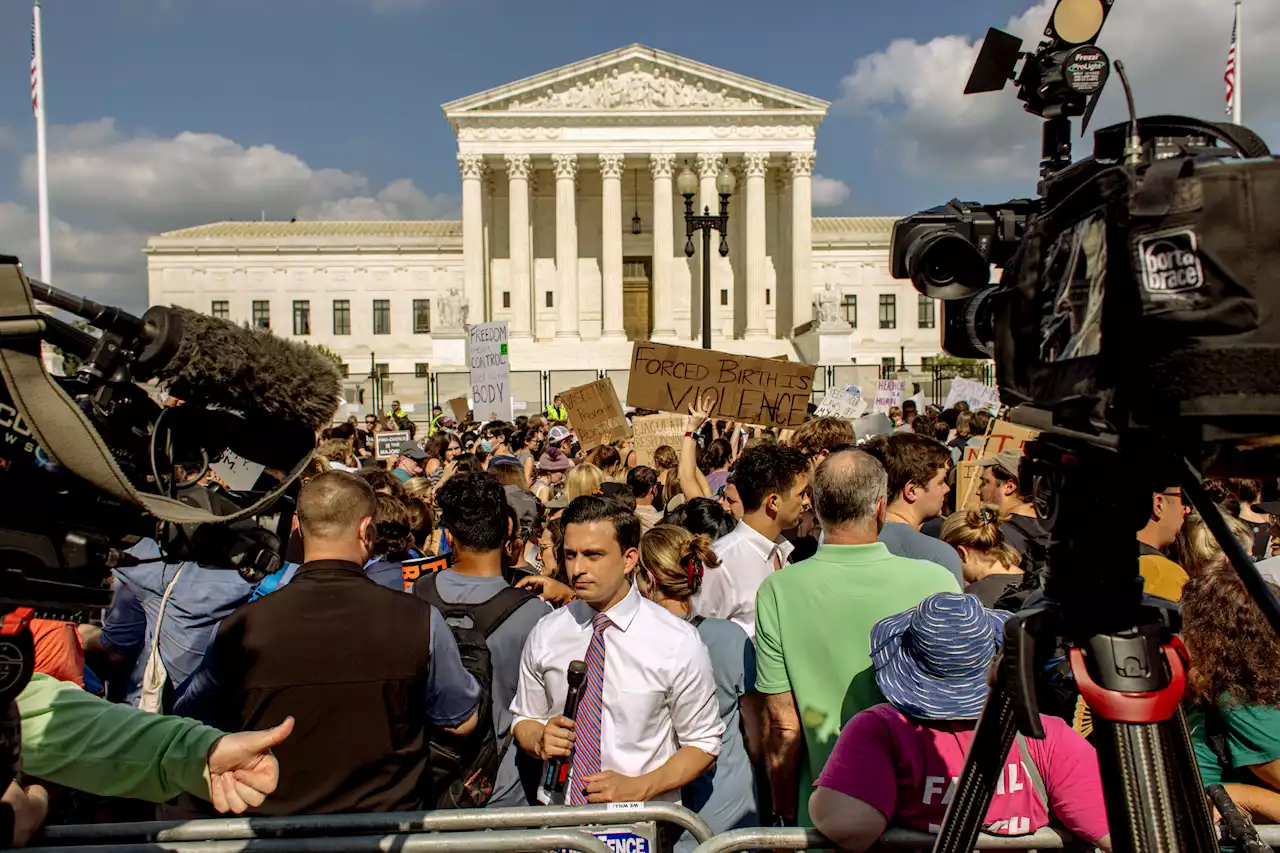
146, 45, 941, 389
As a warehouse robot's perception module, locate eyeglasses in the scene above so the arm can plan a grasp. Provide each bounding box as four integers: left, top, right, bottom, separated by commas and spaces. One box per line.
1160, 490, 1185, 501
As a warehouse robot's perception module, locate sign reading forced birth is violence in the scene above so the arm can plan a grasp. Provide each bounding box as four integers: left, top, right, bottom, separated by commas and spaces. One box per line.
626, 342, 816, 430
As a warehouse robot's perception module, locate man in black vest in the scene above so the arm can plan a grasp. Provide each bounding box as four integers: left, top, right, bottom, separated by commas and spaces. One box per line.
178, 471, 481, 814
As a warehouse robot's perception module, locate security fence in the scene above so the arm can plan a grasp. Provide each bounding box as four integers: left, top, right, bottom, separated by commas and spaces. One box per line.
338, 361, 996, 426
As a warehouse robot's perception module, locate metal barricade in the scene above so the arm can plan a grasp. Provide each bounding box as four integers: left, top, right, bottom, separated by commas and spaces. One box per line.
40, 803, 713, 847
26, 829, 611, 853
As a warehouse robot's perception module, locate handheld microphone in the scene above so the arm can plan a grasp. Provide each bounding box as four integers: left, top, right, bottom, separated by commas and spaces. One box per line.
543, 660, 588, 800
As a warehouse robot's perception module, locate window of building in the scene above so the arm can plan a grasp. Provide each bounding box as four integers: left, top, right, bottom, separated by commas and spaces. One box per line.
921, 356, 935, 369
841, 295, 857, 327
375, 363, 389, 377
292, 300, 311, 336
545, 291, 554, 308
882, 357, 897, 373
338, 363, 349, 378
252, 300, 270, 330
414, 363, 430, 378
210, 300, 229, 320
918, 294, 936, 329
502, 291, 511, 309
373, 299, 391, 335
879, 294, 897, 329
413, 299, 430, 334
720, 289, 728, 306
332, 300, 350, 336
765, 289, 771, 306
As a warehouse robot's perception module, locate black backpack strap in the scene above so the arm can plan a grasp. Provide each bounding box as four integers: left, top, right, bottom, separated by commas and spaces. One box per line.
468, 586, 537, 638
691, 615, 706, 629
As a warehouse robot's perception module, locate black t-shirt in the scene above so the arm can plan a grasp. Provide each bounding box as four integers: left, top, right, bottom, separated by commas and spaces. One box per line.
1244, 518, 1272, 560
966, 573, 1024, 608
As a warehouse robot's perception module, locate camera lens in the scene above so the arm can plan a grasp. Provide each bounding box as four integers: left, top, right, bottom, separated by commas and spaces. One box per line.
906, 230, 991, 301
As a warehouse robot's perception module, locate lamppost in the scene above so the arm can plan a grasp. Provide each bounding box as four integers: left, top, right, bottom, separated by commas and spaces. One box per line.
677, 164, 735, 349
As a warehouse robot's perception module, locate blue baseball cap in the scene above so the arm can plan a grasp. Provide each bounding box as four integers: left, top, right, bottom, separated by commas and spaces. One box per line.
870, 593, 1010, 721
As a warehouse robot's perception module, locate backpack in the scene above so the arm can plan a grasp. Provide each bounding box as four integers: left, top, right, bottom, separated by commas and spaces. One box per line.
414, 573, 536, 807
991, 516, 1052, 613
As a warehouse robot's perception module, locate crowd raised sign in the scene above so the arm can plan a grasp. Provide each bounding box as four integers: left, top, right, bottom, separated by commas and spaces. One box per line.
447, 396, 469, 423
560, 379, 631, 451
873, 380, 905, 414
626, 342, 815, 430
469, 321, 512, 422
375, 430, 411, 460
815, 387, 867, 420
630, 413, 687, 468
944, 378, 1001, 414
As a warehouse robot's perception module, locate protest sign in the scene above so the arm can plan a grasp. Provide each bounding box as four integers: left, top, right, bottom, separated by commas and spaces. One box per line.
814, 387, 867, 420
375, 430, 411, 460
469, 321, 512, 422
560, 379, 631, 451
630, 413, 686, 467
956, 419, 1040, 509
626, 342, 815, 429
945, 378, 1001, 414
447, 396, 469, 423
210, 449, 265, 491
873, 380, 905, 414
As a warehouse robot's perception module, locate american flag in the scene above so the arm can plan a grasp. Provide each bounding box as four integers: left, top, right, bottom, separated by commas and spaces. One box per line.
1225, 17, 1237, 115
29, 6, 40, 117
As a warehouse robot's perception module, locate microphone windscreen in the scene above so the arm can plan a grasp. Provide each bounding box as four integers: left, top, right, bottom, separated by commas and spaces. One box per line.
152, 307, 342, 433
567, 659, 587, 687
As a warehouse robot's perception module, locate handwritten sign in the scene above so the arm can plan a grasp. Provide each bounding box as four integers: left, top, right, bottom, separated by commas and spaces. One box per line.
945, 378, 1001, 414
469, 321, 512, 422
447, 396, 469, 423
814, 387, 867, 420
873, 380, 905, 414
630, 413, 687, 468
210, 449, 266, 491
375, 430, 411, 460
626, 342, 815, 429
560, 379, 631, 452
957, 419, 1039, 509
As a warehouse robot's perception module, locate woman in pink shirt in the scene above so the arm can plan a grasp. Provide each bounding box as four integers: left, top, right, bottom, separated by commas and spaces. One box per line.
810, 593, 1112, 852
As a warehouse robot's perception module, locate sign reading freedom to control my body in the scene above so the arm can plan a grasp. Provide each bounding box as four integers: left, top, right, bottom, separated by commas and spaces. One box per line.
469, 322, 512, 422
627, 342, 815, 429
560, 379, 631, 451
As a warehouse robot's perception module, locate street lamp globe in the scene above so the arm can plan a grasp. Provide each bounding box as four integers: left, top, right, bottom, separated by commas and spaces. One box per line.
716, 169, 736, 196
676, 165, 698, 199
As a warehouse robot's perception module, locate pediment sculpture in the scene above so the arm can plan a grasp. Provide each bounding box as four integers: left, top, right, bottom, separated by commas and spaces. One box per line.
506, 66, 765, 111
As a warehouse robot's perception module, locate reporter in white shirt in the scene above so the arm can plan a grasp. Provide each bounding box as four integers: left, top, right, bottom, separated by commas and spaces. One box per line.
694, 444, 811, 639
511, 496, 724, 804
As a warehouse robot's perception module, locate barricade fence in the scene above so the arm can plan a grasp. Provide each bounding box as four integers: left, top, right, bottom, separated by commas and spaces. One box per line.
337, 362, 996, 426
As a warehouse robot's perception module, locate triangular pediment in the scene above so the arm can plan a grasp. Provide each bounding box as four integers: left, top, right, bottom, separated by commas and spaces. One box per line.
443, 44, 829, 116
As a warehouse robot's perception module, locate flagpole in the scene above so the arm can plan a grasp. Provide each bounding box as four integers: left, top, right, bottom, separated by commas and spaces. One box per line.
1233, 0, 1243, 126
33, 0, 52, 285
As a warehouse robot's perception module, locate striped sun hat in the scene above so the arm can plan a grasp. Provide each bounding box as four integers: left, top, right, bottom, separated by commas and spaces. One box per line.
870, 593, 1011, 721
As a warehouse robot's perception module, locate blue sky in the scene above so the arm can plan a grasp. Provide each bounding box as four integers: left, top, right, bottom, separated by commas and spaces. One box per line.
0, 0, 1274, 308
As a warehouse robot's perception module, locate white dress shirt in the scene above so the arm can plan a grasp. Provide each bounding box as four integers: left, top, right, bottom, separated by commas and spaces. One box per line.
694, 519, 795, 639
510, 583, 724, 802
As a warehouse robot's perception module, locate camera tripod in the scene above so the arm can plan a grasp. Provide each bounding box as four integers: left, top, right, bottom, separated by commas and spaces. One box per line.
934, 433, 1280, 853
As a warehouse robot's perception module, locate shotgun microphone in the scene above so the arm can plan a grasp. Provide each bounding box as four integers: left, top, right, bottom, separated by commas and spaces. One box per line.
543, 660, 588, 800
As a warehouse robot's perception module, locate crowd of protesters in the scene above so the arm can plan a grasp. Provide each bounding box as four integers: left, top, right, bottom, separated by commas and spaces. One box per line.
8, 388, 1280, 849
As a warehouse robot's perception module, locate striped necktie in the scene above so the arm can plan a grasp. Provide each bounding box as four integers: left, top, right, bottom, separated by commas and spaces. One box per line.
568, 611, 613, 804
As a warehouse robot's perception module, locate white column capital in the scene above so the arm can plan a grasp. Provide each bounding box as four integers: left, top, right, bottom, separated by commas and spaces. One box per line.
787, 151, 816, 177
742, 151, 770, 178
504, 154, 532, 179
599, 153, 627, 180
649, 152, 677, 179
458, 153, 487, 180
552, 153, 579, 181
695, 152, 725, 179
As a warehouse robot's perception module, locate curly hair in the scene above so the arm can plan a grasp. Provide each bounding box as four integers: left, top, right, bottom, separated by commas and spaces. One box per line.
1182, 563, 1280, 707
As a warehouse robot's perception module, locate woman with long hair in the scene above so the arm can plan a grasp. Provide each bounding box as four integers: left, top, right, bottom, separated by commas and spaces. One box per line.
699, 438, 733, 496
636, 525, 761, 851
1173, 508, 1254, 578
565, 463, 604, 502
511, 428, 537, 488
940, 505, 1024, 607
423, 432, 461, 483
585, 444, 625, 483
365, 494, 419, 591
1183, 563, 1280, 820
532, 448, 572, 504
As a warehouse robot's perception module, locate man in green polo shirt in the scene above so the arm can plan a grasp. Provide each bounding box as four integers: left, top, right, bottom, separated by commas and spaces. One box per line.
755, 448, 960, 829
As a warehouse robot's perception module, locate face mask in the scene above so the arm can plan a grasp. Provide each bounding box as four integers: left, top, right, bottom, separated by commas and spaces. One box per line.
481, 439, 493, 452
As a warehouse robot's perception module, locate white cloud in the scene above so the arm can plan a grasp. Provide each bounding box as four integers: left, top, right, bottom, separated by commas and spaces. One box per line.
811, 174, 851, 208
0, 126, 19, 154
839, 0, 1280, 181
4, 119, 458, 311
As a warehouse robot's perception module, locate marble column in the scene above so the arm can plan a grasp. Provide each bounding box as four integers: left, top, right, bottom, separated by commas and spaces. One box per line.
458, 154, 486, 326
504, 154, 532, 340
551, 154, 580, 341
742, 152, 770, 339
773, 170, 792, 338
650, 153, 677, 339
789, 152, 816, 333
599, 153, 626, 340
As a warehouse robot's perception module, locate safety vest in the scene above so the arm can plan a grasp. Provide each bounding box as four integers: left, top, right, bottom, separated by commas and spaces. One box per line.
546, 404, 568, 421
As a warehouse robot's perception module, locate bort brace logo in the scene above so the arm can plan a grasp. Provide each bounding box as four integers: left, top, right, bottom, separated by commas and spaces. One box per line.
1139, 230, 1204, 294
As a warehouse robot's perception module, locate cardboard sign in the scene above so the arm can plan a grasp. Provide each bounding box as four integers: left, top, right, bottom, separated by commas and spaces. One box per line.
210, 449, 266, 491
447, 396, 469, 423
375, 430, 412, 460
945, 378, 1001, 414
560, 379, 631, 452
626, 342, 815, 429
630, 413, 686, 468
956, 419, 1040, 510
814, 387, 867, 420
873, 380, 905, 414
469, 321, 512, 422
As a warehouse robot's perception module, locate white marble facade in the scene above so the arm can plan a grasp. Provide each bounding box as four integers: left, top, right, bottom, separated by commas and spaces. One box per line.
145, 45, 943, 375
